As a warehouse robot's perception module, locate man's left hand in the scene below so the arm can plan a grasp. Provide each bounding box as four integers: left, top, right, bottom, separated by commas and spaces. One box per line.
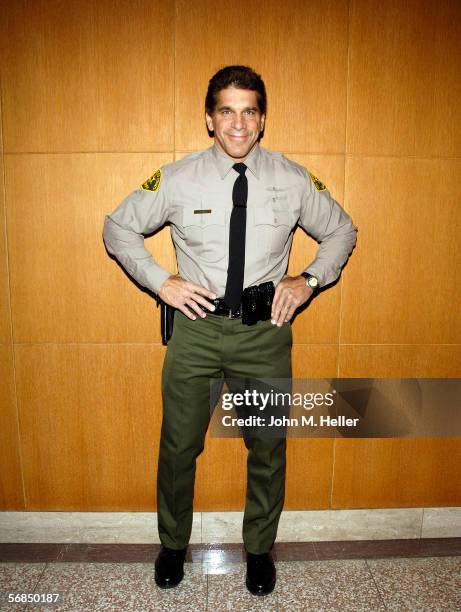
271, 275, 313, 327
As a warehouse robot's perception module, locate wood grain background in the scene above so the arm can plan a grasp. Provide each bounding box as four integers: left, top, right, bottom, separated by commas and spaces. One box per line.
0, 0, 460, 511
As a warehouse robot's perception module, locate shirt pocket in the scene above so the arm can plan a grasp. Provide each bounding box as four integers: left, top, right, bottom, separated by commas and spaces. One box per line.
181, 207, 227, 262
252, 205, 294, 255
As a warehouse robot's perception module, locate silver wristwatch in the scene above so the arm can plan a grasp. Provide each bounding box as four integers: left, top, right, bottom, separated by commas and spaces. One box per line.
300, 272, 319, 291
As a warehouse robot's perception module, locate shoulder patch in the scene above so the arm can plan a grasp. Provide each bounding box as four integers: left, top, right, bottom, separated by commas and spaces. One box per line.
141, 168, 162, 192
308, 171, 327, 192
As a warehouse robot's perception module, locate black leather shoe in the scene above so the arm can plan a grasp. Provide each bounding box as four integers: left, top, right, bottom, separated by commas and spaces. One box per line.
246, 552, 276, 596
154, 545, 187, 588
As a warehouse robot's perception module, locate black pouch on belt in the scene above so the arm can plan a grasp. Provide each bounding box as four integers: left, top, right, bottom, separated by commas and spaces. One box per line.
257, 281, 275, 321
242, 285, 259, 325
242, 281, 275, 325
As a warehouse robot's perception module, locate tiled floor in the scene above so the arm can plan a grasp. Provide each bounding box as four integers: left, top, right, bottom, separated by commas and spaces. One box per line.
1, 541, 460, 611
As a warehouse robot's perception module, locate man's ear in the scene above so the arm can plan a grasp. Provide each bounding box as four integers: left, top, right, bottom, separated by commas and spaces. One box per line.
260, 114, 266, 132
205, 112, 214, 132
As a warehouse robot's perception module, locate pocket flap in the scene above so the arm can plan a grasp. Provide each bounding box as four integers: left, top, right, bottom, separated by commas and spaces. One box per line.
253, 207, 292, 227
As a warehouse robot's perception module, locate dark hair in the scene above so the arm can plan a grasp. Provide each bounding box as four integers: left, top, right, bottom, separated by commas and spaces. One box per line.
205, 65, 267, 116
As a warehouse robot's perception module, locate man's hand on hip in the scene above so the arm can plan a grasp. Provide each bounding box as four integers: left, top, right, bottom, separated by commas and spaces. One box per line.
271, 275, 313, 327
158, 275, 217, 320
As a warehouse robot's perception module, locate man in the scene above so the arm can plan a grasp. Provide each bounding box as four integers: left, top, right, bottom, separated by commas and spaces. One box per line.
103, 65, 357, 596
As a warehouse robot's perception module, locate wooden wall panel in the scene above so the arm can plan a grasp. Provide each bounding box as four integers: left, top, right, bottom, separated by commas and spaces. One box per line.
341, 157, 461, 345
292, 345, 339, 379
15, 344, 164, 510
175, 0, 349, 153
348, 0, 461, 156
335, 345, 461, 508
0, 78, 23, 509
332, 438, 461, 508
0, 0, 174, 152
339, 345, 461, 378
5, 153, 175, 343
14, 341, 339, 511
0, 344, 24, 509
0, 103, 11, 344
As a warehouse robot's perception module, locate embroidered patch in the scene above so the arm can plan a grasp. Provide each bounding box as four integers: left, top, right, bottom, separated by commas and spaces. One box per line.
141, 168, 162, 192
308, 171, 327, 192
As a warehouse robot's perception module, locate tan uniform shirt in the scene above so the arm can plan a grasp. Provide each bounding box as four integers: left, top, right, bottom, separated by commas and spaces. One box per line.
102, 144, 357, 296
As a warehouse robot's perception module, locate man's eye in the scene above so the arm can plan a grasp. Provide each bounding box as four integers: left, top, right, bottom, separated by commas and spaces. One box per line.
221, 110, 232, 115
245, 110, 256, 116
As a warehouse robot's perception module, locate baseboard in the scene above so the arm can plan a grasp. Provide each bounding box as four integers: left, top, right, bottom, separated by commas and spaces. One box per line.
0, 508, 460, 544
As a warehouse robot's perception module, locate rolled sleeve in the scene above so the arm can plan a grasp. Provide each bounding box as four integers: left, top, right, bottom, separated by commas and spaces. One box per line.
102, 179, 171, 294
299, 173, 357, 287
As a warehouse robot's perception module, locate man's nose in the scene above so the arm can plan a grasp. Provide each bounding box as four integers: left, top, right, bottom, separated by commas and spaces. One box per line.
231, 114, 246, 129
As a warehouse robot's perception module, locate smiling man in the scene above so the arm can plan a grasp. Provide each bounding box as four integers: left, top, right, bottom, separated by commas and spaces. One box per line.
103, 65, 357, 596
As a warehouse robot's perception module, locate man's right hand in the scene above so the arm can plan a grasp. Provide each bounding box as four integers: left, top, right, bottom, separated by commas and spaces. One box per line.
158, 275, 217, 320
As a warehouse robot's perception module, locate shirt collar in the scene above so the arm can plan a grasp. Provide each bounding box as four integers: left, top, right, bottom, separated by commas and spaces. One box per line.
211, 142, 261, 180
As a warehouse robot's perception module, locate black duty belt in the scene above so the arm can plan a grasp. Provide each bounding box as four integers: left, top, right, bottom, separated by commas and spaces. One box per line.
212, 298, 242, 318
212, 281, 275, 325
158, 281, 276, 345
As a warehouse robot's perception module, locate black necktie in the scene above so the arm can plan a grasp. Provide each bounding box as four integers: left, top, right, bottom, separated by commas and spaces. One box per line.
224, 163, 248, 311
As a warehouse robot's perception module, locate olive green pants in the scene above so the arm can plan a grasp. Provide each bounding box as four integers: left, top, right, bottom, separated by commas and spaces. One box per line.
157, 310, 292, 554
